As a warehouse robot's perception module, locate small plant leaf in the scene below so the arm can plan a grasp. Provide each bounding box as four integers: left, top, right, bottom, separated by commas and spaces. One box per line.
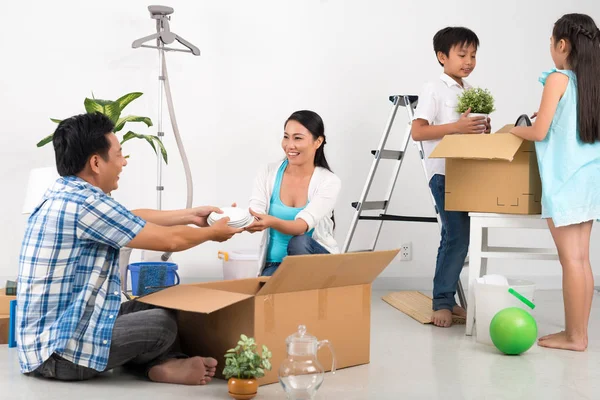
50, 118, 62, 124
114, 115, 153, 133
84, 97, 104, 114
37, 133, 54, 148
84, 97, 121, 123
115, 92, 143, 112
120, 131, 168, 164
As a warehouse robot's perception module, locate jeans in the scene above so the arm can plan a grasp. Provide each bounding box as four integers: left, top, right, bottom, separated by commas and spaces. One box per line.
261, 234, 330, 277
429, 174, 470, 311
29, 301, 185, 381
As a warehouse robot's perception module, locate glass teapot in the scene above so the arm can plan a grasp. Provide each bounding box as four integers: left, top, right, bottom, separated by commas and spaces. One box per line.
278, 325, 336, 400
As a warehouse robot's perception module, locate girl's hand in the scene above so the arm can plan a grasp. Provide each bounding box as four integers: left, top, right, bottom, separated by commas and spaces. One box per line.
245, 209, 273, 233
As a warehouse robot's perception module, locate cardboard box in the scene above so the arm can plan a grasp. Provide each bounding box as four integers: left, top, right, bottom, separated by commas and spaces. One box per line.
138, 249, 399, 385
0, 292, 16, 315
0, 315, 9, 345
429, 125, 542, 214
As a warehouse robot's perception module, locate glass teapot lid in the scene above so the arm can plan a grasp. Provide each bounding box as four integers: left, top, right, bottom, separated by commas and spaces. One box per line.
285, 325, 319, 355
286, 325, 317, 344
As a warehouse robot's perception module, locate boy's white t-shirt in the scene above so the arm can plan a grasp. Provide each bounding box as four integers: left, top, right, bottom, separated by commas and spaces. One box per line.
413, 73, 472, 180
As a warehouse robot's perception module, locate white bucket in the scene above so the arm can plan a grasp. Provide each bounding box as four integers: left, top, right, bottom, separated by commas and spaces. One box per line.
218, 250, 259, 280
474, 276, 536, 345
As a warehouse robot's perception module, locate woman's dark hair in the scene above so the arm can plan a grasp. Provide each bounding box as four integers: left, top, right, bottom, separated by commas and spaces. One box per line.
285, 110, 335, 228
285, 110, 332, 172
53, 112, 115, 176
553, 13, 600, 143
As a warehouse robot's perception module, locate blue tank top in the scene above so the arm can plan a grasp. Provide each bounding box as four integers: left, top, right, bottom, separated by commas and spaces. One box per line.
536, 69, 600, 227
266, 160, 314, 263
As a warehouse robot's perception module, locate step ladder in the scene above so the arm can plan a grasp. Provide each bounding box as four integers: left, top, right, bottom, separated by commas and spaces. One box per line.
342, 94, 467, 309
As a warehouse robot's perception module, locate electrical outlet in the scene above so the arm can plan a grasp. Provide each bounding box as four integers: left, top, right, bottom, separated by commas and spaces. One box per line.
400, 242, 412, 261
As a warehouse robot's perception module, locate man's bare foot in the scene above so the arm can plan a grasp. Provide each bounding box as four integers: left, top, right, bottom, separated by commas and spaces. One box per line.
452, 305, 466, 318
537, 331, 587, 351
148, 357, 218, 385
431, 309, 453, 327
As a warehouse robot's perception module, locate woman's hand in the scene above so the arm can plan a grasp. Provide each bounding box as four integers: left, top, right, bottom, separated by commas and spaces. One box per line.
245, 209, 274, 233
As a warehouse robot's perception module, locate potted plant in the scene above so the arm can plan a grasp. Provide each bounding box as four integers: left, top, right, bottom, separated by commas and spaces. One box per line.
36, 92, 169, 291
223, 334, 272, 400
457, 87, 496, 121
37, 92, 168, 164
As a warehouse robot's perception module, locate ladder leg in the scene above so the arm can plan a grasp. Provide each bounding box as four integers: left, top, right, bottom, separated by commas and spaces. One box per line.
342, 97, 402, 253
368, 118, 413, 251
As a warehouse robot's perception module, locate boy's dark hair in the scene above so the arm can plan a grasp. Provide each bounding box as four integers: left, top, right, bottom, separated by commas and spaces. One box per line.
553, 13, 600, 143
53, 112, 115, 176
433, 27, 480, 66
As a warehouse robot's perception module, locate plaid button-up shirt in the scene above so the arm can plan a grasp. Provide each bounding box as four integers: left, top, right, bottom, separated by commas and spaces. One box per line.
17, 176, 145, 373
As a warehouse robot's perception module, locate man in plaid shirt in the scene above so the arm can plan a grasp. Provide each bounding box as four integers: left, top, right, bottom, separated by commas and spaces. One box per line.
17, 112, 242, 384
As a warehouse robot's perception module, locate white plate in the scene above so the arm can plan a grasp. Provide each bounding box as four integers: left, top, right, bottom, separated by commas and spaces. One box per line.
209, 207, 250, 223
208, 216, 254, 229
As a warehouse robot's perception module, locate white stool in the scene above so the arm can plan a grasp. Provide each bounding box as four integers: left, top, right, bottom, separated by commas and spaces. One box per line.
465, 213, 559, 335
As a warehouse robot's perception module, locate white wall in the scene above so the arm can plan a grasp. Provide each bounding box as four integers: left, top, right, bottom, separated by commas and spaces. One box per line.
1, 0, 598, 289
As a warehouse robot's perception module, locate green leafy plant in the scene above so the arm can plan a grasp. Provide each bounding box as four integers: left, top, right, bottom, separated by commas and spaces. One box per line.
223, 334, 272, 380
37, 92, 168, 164
457, 87, 496, 114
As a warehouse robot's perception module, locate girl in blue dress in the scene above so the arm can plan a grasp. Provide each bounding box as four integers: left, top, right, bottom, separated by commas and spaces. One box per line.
510, 13, 600, 351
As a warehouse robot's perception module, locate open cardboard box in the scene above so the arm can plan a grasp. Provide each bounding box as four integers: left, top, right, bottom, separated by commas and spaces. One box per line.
137, 249, 399, 385
429, 124, 542, 214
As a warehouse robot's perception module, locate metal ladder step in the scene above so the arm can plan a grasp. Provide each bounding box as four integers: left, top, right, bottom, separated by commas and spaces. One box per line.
351, 201, 387, 211
371, 149, 404, 160
358, 214, 438, 223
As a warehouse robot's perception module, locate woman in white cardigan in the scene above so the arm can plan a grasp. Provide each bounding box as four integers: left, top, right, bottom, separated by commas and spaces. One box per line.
246, 110, 341, 276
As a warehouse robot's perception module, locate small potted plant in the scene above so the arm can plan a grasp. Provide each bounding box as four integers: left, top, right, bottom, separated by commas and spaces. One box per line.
223, 334, 272, 400
457, 87, 496, 121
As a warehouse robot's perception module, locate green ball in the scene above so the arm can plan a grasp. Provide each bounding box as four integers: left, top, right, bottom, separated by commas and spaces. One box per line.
489, 307, 537, 355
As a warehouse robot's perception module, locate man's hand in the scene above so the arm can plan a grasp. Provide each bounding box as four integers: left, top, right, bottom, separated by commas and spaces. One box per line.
244, 209, 274, 233
209, 218, 243, 242
454, 108, 487, 134
188, 203, 238, 227
189, 206, 222, 227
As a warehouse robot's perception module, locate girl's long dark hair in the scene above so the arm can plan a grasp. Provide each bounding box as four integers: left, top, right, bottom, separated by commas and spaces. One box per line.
553, 13, 600, 143
285, 110, 335, 228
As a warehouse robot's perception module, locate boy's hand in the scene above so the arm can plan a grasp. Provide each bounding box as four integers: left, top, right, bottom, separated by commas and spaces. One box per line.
454, 108, 487, 134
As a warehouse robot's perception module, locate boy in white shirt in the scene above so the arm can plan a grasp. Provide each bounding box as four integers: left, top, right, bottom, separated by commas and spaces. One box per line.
412, 27, 490, 327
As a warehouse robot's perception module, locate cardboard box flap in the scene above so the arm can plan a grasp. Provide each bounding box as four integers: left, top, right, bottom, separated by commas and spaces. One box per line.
257, 249, 399, 296
429, 132, 524, 161
137, 285, 253, 313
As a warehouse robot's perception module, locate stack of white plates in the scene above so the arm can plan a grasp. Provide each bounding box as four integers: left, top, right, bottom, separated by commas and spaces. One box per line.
207, 207, 254, 229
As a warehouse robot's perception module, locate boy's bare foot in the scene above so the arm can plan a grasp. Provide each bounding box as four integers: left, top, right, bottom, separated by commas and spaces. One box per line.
452, 305, 466, 318
148, 357, 218, 385
539, 331, 564, 341
537, 331, 587, 351
431, 309, 453, 327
